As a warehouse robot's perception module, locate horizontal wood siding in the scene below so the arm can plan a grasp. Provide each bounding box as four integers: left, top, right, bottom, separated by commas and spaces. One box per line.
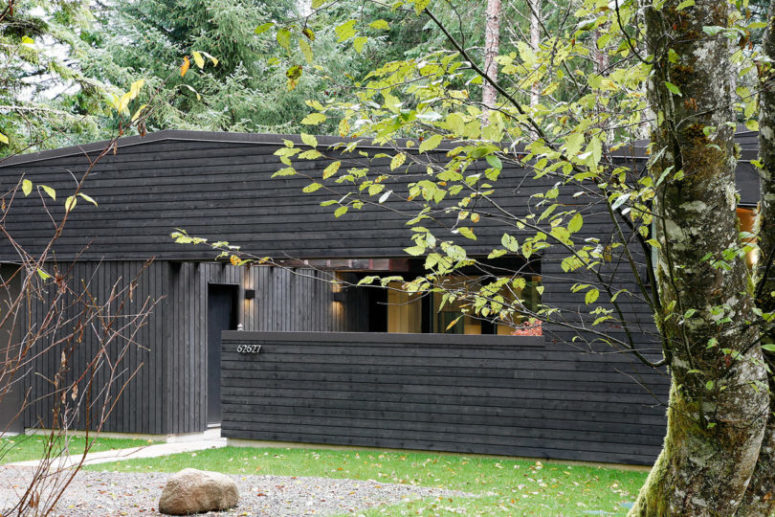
0, 135, 550, 262
221, 331, 668, 465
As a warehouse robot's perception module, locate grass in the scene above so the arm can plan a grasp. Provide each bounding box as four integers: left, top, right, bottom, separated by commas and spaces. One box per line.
0, 434, 157, 465
87, 447, 648, 516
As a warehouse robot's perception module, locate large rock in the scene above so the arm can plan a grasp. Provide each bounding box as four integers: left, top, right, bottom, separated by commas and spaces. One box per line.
158, 468, 239, 515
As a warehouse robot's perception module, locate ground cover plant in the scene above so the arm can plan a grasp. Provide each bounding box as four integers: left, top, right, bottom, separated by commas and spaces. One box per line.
88, 446, 647, 515
0, 435, 156, 465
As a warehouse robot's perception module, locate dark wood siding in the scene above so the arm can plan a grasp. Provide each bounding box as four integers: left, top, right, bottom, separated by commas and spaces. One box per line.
0, 132, 549, 262
22, 260, 168, 434
21, 261, 345, 435
221, 331, 668, 465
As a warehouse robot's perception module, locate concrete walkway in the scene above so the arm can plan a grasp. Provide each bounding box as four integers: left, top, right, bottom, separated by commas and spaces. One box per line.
7, 432, 227, 469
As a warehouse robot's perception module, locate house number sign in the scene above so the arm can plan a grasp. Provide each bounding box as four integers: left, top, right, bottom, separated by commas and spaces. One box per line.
236, 344, 261, 355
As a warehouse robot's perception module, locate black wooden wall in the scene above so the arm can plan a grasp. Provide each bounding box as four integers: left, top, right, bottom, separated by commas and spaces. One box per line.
1, 130, 679, 452
22, 260, 167, 433
0, 131, 550, 262
221, 331, 667, 465
20, 260, 346, 435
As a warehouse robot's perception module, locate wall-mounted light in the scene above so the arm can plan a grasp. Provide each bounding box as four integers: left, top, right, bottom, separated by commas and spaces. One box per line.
244, 289, 256, 300
332, 291, 347, 303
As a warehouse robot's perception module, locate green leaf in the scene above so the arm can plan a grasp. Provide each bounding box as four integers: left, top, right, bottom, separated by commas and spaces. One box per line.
335, 20, 357, 42
664, 81, 682, 96
353, 36, 368, 53
404, 245, 425, 256
301, 113, 327, 125
585, 288, 599, 305
564, 133, 584, 157
301, 133, 318, 148
303, 182, 323, 193
37, 269, 51, 281
369, 19, 390, 30
501, 234, 519, 252
445, 113, 465, 135
762, 344, 775, 353
334, 205, 348, 218
702, 26, 725, 36
299, 38, 314, 64
568, 212, 584, 233
65, 195, 77, 213
323, 161, 341, 179
485, 155, 502, 171
457, 227, 477, 240
418, 134, 443, 153
22, 179, 32, 196
676, 0, 695, 9
277, 28, 291, 50
78, 192, 98, 206
255, 22, 274, 35
311, 0, 326, 8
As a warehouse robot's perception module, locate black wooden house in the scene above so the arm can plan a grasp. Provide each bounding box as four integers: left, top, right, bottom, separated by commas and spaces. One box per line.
0, 130, 757, 465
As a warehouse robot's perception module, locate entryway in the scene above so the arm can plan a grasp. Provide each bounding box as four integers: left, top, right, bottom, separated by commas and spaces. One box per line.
207, 284, 239, 426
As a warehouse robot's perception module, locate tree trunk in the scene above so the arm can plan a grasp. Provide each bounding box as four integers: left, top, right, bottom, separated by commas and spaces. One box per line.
737, 1, 775, 514
630, 1, 769, 514
529, 0, 540, 107
482, 0, 501, 118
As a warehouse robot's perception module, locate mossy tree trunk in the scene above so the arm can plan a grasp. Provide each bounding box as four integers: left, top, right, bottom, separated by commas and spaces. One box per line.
737, 1, 775, 514
630, 1, 770, 514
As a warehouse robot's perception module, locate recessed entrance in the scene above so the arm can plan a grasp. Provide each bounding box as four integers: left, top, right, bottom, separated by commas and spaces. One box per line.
207, 284, 238, 426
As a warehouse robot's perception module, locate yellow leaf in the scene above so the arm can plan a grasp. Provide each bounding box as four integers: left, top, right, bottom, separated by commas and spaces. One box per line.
41, 185, 56, 200
323, 161, 341, 179
131, 104, 148, 122
22, 179, 32, 196
192, 51, 205, 69
301, 113, 326, 125
65, 195, 77, 213
201, 51, 218, 66
78, 192, 98, 206
129, 79, 145, 98
369, 20, 390, 30
390, 153, 406, 171
230, 254, 240, 266
0, 132, 8, 145
181, 56, 190, 77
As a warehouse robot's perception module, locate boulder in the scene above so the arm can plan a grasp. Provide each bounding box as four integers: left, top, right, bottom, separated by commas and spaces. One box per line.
158, 468, 239, 515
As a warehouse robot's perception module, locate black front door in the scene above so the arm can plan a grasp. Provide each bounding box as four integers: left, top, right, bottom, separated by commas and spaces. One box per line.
207, 285, 238, 426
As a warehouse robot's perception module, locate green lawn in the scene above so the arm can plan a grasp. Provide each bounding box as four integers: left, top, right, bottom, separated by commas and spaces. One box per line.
0, 434, 156, 465
87, 447, 648, 516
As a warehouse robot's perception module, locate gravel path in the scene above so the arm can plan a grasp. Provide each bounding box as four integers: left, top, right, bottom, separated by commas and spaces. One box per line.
0, 467, 476, 516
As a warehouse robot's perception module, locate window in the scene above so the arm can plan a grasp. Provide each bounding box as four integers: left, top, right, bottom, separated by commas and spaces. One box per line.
386, 274, 542, 335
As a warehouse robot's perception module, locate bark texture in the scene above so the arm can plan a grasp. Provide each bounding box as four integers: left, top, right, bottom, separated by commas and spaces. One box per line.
482, 0, 501, 114
529, 0, 541, 107
630, 1, 769, 514
737, 1, 775, 514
